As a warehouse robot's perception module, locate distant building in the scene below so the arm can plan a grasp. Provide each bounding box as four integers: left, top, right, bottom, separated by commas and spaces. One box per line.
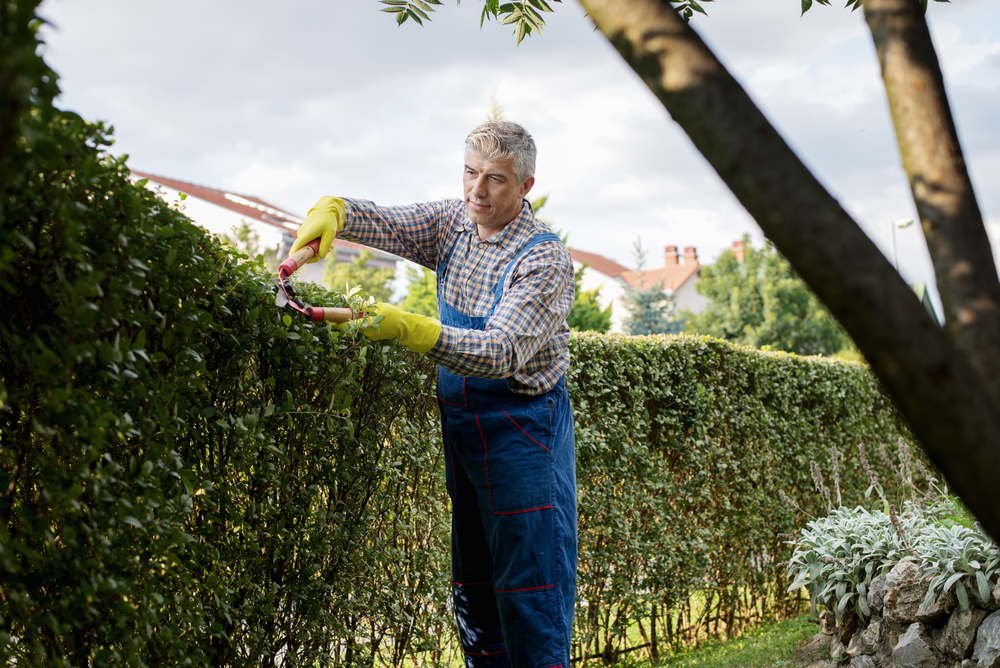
569, 245, 705, 333
621, 245, 706, 315
569, 249, 632, 333
129, 170, 397, 285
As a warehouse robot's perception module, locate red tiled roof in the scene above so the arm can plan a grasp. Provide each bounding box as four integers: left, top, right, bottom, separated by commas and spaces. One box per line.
621, 262, 700, 292
569, 248, 630, 278
130, 170, 393, 259
130, 170, 300, 232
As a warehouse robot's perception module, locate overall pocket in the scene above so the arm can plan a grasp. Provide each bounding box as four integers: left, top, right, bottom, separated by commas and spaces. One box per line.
474, 398, 553, 514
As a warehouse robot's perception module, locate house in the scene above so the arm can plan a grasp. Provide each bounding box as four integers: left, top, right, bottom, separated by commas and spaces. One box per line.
129, 170, 397, 285
569, 245, 705, 333
569, 249, 632, 333
620, 245, 707, 315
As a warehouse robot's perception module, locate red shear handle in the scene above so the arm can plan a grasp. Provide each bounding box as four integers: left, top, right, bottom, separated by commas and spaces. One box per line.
278, 238, 321, 278
307, 307, 358, 323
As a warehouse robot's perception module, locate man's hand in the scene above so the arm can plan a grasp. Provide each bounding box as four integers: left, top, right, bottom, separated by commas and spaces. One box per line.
290, 196, 346, 262
340, 303, 442, 354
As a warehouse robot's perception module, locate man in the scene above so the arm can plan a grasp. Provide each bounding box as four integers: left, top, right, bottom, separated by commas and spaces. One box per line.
290, 121, 577, 668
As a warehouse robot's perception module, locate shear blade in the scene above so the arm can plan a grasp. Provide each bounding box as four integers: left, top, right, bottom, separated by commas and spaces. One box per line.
272, 279, 289, 308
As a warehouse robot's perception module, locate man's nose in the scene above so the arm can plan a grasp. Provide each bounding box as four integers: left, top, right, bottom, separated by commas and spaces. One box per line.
471, 176, 488, 196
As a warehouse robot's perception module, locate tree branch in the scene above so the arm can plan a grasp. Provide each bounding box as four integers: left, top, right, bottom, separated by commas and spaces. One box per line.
576, 0, 1000, 538
864, 0, 1000, 399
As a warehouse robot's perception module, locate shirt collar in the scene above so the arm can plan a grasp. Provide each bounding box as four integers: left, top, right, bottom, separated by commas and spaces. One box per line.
462, 200, 536, 251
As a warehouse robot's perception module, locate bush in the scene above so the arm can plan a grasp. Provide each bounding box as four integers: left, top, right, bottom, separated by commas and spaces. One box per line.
0, 83, 447, 667
785, 503, 999, 623
784, 447, 998, 624
566, 333, 918, 662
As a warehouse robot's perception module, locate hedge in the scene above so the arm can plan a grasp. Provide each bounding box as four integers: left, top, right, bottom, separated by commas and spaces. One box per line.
1, 6, 924, 664
567, 333, 918, 662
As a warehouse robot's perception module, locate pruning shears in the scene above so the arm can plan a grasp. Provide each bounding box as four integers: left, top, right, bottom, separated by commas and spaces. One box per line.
273, 239, 359, 323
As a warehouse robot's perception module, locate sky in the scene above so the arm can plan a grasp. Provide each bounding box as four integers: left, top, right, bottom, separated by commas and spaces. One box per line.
38, 0, 1000, 313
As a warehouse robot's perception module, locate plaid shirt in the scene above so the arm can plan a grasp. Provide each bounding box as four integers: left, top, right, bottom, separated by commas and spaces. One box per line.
341, 198, 574, 396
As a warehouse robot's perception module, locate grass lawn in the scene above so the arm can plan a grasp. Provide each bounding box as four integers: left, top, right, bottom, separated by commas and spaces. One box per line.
612, 613, 820, 668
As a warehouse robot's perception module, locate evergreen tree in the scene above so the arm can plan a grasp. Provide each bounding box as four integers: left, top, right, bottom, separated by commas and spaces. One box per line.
323, 249, 395, 303
621, 239, 681, 336
684, 235, 856, 357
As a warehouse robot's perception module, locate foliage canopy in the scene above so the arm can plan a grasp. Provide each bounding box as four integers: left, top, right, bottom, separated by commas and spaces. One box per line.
323, 248, 396, 303
684, 236, 854, 357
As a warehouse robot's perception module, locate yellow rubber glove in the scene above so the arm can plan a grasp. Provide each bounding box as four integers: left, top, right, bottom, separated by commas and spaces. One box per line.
289, 196, 346, 263
351, 303, 442, 354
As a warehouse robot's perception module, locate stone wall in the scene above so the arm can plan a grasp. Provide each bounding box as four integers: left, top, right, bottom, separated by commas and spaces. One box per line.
804, 562, 1000, 668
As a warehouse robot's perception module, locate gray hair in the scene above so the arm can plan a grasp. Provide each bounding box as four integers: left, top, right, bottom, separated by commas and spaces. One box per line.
465, 120, 536, 184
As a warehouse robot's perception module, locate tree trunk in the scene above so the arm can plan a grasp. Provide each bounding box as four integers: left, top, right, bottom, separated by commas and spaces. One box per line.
864, 0, 1000, 398
576, 0, 1000, 540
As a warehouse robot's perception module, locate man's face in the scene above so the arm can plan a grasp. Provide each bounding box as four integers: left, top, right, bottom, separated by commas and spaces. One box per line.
463, 150, 535, 237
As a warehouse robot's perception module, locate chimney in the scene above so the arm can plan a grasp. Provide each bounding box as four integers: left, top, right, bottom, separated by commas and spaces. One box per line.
683, 246, 698, 265
664, 246, 679, 266
732, 240, 745, 263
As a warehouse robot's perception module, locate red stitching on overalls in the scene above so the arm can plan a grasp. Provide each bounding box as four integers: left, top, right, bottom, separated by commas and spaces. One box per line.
463, 649, 508, 656
495, 583, 557, 593
437, 376, 468, 407
494, 505, 553, 515
502, 410, 550, 452
477, 413, 553, 515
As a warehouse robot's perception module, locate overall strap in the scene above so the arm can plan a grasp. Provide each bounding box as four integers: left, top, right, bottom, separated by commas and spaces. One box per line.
435, 232, 463, 292
488, 232, 563, 316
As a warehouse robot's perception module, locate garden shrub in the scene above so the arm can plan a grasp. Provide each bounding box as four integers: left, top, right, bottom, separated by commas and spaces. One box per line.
784, 446, 997, 626
566, 333, 918, 662
0, 22, 448, 662
786, 502, 999, 624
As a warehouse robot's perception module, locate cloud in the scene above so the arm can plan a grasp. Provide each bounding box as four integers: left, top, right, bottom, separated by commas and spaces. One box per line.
37, 0, 998, 291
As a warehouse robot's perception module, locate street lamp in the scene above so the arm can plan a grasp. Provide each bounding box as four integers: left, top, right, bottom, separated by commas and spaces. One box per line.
891, 219, 914, 272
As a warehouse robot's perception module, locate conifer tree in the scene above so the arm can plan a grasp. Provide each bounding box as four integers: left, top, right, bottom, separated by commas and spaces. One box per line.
621, 239, 681, 336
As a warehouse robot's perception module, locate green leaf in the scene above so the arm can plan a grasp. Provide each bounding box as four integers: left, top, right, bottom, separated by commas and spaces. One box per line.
689, 0, 708, 16
515, 19, 528, 44
956, 580, 970, 610
976, 570, 990, 603
802, 0, 813, 15
944, 571, 965, 593
857, 594, 870, 618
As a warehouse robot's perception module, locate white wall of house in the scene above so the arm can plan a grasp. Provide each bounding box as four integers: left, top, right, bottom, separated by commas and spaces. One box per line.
141, 181, 290, 249
674, 275, 707, 315
573, 262, 628, 334
137, 179, 339, 286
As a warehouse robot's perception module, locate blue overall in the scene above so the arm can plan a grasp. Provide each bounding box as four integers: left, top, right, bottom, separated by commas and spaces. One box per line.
436, 231, 577, 668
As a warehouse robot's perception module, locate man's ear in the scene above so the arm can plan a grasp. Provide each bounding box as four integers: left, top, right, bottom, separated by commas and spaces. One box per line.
519, 176, 535, 199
